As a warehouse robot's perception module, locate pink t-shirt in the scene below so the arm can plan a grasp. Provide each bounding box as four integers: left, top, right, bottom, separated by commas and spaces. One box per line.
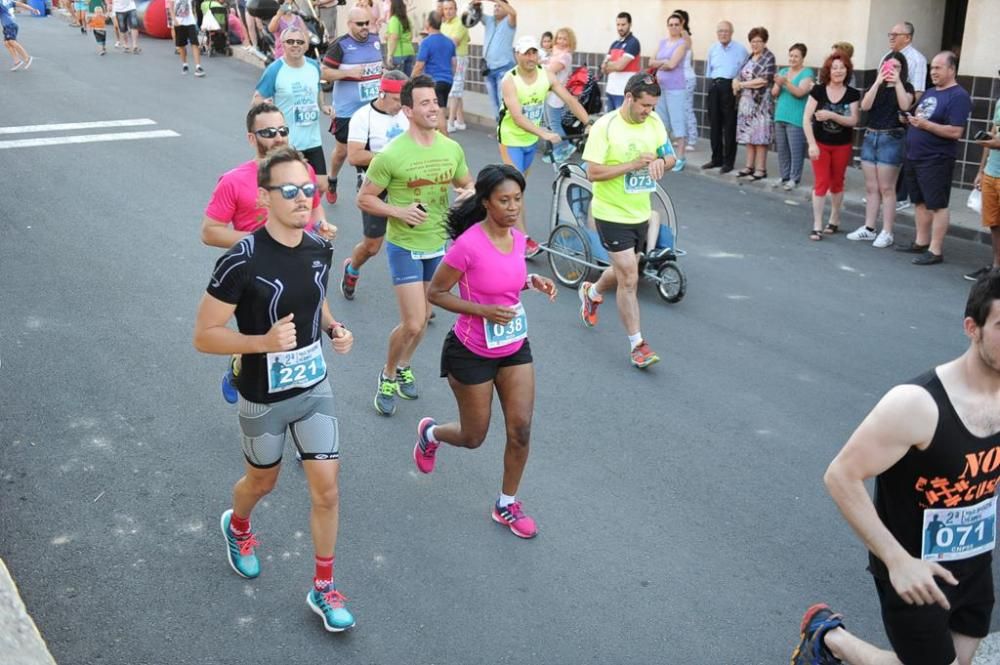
443, 223, 528, 358
204, 159, 321, 232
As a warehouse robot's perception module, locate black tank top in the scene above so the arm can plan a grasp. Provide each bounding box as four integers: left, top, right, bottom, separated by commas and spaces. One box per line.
869, 369, 1000, 579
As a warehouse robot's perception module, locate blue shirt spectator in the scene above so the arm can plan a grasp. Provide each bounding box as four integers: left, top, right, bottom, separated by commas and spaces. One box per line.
706, 39, 748, 79
416, 32, 456, 84
482, 13, 516, 71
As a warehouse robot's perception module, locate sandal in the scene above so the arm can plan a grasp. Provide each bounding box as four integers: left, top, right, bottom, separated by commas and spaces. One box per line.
809, 229, 823, 241
750, 170, 768, 181
735, 167, 754, 177
822, 223, 839, 235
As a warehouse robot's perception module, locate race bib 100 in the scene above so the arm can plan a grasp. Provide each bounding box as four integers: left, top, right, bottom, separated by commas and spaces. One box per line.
921, 495, 997, 562
266, 339, 327, 394
293, 104, 319, 126
483, 302, 527, 349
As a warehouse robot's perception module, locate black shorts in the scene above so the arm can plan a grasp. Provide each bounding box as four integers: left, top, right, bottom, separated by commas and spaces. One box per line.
904, 158, 955, 211
595, 218, 648, 253
329, 117, 351, 145
440, 330, 532, 385
873, 561, 994, 665
434, 80, 453, 108
359, 183, 387, 238
174, 24, 198, 47
300, 145, 327, 178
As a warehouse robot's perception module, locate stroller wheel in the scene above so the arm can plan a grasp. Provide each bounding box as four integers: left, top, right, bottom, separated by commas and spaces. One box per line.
655, 261, 686, 303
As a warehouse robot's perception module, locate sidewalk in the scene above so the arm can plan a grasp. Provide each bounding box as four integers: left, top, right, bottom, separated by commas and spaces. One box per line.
457, 91, 991, 248
0, 559, 57, 665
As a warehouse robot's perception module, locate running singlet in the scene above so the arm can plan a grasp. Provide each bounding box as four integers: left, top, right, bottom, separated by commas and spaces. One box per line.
207, 227, 334, 404
365, 131, 468, 252
870, 369, 1000, 580
323, 34, 384, 120
347, 102, 409, 172
255, 58, 324, 152
582, 110, 668, 224
443, 224, 528, 358
497, 66, 551, 148
204, 159, 322, 232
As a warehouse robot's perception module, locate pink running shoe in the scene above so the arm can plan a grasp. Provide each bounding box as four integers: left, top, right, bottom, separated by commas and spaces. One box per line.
491, 500, 538, 539
413, 417, 439, 474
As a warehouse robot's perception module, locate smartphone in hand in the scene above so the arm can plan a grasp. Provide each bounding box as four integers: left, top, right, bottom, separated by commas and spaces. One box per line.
974, 130, 993, 141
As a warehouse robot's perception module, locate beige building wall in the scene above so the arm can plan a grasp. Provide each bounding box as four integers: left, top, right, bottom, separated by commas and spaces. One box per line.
961, 0, 997, 77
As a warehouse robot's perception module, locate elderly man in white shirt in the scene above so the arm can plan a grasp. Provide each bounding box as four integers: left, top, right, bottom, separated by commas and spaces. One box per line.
887, 20, 928, 212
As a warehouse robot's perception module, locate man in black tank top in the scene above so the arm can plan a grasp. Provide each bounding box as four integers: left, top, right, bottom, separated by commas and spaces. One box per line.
792, 270, 1000, 665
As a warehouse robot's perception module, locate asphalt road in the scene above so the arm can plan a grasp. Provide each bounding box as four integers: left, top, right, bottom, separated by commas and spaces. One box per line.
1, 19, 997, 665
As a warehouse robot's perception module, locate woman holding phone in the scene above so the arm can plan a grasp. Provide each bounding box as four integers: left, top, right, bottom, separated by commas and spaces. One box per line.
846, 52, 913, 248
267, 1, 307, 59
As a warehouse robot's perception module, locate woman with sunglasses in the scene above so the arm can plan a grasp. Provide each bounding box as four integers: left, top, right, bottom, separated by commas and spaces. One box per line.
418, 164, 557, 539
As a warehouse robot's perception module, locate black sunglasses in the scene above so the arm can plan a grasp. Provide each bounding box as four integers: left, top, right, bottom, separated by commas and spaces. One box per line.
284, 38, 306, 46
266, 183, 317, 200
353, 20, 369, 26
254, 126, 290, 138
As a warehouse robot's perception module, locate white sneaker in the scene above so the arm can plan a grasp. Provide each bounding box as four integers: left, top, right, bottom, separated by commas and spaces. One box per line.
181, 63, 189, 74
861, 196, 868, 204
846, 226, 877, 241
194, 65, 205, 77
895, 200, 912, 212
10, 60, 23, 71
685, 144, 696, 152
783, 181, 796, 191
770, 179, 784, 188
454, 120, 466, 131
872, 231, 894, 248
446, 120, 455, 133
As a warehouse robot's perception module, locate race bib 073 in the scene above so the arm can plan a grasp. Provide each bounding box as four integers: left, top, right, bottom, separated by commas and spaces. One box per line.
624, 168, 656, 194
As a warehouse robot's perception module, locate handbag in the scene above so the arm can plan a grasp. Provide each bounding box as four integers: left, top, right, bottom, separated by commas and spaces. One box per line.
968, 188, 983, 214
201, 11, 222, 32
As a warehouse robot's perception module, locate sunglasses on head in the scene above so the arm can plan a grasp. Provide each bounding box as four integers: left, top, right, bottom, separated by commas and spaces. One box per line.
284, 38, 306, 45
266, 183, 317, 200
254, 126, 290, 138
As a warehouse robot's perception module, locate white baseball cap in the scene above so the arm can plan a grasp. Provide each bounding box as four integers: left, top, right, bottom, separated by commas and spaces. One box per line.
514, 35, 540, 54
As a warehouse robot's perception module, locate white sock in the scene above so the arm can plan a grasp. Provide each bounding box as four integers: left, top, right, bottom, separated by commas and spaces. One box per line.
588, 284, 600, 300
628, 332, 643, 350
498, 493, 516, 507
425, 425, 438, 443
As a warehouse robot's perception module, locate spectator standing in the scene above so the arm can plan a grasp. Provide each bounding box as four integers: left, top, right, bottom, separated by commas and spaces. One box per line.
803, 51, 860, 241
167, 0, 205, 77
539, 31, 552, 62
1, 0, 39, 69
648, 13, 688, 169
111, 0, 139, 53
267, 3, 307, 60
478, 0, 517, 121
896, 52, 971, 265
385, 0, 415, 75
888, 21, 928, 212
543, 26, 574, 149
601, 12, 641, 111
830, 41, 856, 87
770, 43, 813, 191
968, 104, 1000, 281
412, 10, 455, 134
672, 9, 698, 150
846, 52, 913, 248
701, 21, 747, 174
440, 0, 469, 132
734, 26, 776, 180
88, 6, 107, 54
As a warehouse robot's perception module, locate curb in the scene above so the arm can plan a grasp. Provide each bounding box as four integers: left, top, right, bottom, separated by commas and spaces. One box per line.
0, 559, 57, 665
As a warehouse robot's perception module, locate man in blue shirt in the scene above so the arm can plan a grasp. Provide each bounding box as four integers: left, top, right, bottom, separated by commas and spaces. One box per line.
475, 0, 517, 120
412, 10, 456, 133
701, 20, 747, 174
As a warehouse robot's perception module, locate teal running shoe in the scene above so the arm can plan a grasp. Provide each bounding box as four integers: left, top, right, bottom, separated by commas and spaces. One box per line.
307, 585, 356, 632
220, 509, 260, 579
395, 366, 418, 400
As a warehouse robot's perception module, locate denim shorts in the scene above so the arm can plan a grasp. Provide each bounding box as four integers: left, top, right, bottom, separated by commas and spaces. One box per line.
385, 240, 444, 286
860, 129, 905, 166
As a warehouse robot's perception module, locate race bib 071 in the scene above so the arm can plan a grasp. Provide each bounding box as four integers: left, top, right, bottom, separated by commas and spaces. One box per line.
921, 495, 997, 562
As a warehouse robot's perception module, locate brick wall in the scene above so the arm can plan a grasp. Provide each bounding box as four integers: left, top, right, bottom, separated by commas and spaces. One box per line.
465, 45, 998, 190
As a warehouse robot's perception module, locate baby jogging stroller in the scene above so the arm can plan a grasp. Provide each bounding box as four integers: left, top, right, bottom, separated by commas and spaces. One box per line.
201, 0, 232, 56
558, 66, 603, 136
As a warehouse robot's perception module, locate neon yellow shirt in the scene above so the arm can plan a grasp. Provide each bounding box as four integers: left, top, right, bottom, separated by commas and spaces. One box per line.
498, 66, 551, 148
441, 16, 469, 57
582, 110, 669, 224
366, 132, 469, 251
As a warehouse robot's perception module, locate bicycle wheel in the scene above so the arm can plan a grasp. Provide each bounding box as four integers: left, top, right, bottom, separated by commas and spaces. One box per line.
656, 261, 686, 303
547, 224, 592, 288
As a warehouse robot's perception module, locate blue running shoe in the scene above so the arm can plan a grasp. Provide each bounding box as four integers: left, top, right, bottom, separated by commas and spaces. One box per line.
220, 509, 260, 579
307, 585, 356, 632
791, 603, 844, 665
551, 141, 576, 164
221, 355, 239, 404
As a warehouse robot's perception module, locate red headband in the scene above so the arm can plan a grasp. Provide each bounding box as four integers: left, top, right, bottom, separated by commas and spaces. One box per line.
380, 78, 405, 94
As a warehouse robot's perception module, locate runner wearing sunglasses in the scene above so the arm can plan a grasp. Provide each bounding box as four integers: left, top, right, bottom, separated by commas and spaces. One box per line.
321, 6, 384, 204
201, 102, 335, 404
253, 26, 334, 195
194, 146, 358, 636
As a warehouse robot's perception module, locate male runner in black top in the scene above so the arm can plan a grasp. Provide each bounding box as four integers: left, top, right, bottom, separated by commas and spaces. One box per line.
193, 146, 357, 633
793, 269, 1000, 665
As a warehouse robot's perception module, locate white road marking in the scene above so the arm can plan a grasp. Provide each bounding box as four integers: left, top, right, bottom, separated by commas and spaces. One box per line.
0, 130, 180, 150
0, 118, 157, 135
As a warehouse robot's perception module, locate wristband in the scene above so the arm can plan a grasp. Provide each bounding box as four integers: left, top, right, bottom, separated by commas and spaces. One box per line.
325, 322, 345, 338
524, 273, 540, 291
